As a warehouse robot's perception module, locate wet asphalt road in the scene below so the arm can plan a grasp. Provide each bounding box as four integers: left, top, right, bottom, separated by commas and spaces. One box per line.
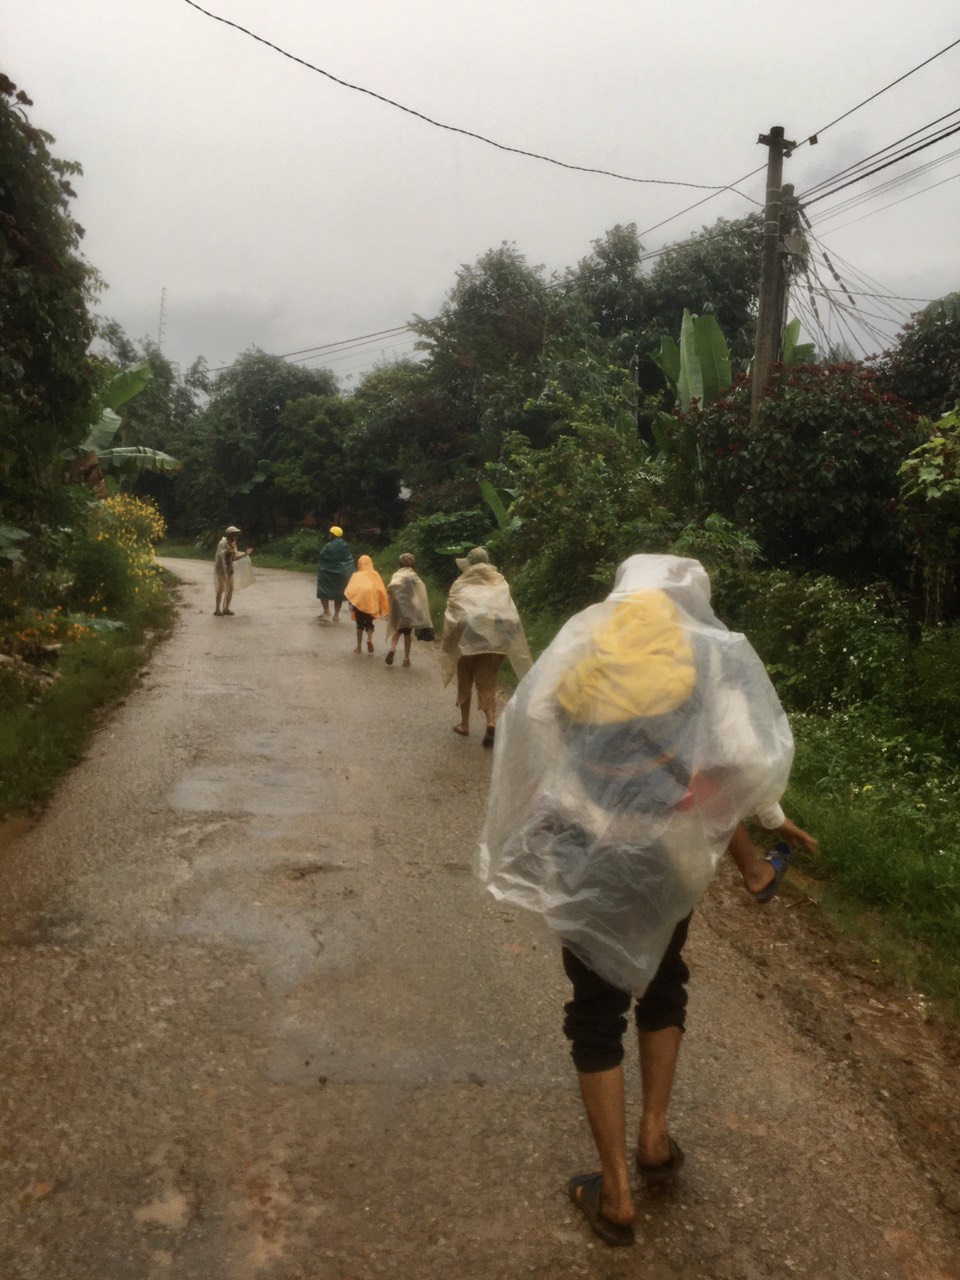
0, 559, 957, 1280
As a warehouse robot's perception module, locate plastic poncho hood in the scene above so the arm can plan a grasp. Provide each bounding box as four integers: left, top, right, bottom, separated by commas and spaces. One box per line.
345, 555, 389, 618
477, 554, 794, 994
440, 561, 532, 685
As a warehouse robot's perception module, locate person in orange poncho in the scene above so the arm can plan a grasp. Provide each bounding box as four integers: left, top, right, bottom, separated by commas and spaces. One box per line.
344, 554, 389, 654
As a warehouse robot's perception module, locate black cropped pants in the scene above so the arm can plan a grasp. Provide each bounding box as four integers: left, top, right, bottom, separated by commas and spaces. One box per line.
561, 913, 692, 1074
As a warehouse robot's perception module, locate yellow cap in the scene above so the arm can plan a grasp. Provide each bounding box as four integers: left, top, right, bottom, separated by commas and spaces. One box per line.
329, 526, 343, 537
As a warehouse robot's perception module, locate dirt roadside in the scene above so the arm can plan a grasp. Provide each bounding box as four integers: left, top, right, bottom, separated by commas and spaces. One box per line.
0, 558, 957, 1280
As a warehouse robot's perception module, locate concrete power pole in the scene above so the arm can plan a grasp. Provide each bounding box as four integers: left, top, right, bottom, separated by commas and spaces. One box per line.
750, 126, 795, 426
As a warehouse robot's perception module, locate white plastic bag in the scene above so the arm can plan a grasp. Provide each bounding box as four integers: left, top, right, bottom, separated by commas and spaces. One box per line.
234, 555, 255, 590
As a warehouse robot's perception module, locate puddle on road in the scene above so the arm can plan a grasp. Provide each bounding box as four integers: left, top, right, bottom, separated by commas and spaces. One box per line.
165, 764, 321, 815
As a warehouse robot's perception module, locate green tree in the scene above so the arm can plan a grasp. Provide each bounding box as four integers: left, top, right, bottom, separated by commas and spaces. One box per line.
563, 223, 648, 342
0, 73, 101, 527
411, 243, 557, 478
878, 293, 960, 420
646, 214, 764, 361
175, 350, 339, 534
492, 420, 671, 613
677, 364, 914, 582
899, 406, 960, 623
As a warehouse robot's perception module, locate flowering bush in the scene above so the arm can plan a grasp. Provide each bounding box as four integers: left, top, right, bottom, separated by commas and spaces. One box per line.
66, 494, 167, 614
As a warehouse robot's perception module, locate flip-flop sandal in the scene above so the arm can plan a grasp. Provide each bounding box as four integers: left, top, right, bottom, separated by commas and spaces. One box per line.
568, 1173, 635, 1247
753, 841, 792, 904
636, 1136, 685, 1186
385, 651, 395, 665
482, 726, 495, 748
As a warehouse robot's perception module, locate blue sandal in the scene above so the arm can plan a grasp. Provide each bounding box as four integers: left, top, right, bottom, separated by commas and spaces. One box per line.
568, 1173, 635, 1247
753, 841, 792, 904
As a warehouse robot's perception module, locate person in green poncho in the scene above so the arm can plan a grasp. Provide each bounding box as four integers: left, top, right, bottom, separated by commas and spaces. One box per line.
316, 526, 355, 622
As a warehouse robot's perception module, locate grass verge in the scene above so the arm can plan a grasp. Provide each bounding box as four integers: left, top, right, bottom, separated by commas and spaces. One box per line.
0, 586, 175, 816
785, 708, 960, 1019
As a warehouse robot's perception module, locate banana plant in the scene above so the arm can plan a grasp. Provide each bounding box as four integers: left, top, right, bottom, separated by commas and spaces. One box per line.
64, 362, 180, 490
782, 318, 816, 366
650, 309, 733, 451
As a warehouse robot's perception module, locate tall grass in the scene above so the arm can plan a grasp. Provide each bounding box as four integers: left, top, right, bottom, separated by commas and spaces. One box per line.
786, 708, 960, 1012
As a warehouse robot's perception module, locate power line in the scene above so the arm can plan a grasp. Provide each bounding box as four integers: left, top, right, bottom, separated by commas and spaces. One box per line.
801, 118, 960, 206
179, 0, 732, 193
811, 143, 960, 221
208, 325, 411, 371
814, 166, 960, 234
637, 38, 960, 243
799, 107, 960, 199
278, 327, 409, 359
794, 34, 960, 149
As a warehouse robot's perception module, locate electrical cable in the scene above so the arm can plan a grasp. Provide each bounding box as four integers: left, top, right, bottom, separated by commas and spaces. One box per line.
811, 144, 960, 222
179, 0, 734, 192
793, 34, 960, 149
799, 106, 960, 199
815, 168, 960, 234
801, 119, 960, 205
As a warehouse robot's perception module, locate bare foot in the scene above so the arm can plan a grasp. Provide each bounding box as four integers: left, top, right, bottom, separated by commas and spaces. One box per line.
452, 725, 469, 736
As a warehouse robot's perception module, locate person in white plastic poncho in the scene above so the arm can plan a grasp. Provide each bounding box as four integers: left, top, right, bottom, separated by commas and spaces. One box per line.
441, 547, 532, 747
479, 555, 816, 1247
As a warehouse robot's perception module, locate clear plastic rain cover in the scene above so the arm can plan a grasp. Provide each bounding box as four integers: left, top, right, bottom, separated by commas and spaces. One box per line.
478, 555, 794, 994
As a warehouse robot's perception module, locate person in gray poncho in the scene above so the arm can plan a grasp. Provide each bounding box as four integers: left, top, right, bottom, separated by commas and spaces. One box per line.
441, 547, 531, 746
384, 553, 433, 667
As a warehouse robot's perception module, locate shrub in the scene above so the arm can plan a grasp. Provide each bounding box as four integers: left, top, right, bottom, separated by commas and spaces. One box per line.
716, 569, 908, 713
493, 424, 674, 614
65, 494, 166, 616
403, 508, 494, 585
673, 364, 915, 583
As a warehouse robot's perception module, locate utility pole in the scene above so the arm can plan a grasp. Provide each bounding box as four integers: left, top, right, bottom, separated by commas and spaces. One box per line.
157, 286, 167, 352
751, 126, 795, 426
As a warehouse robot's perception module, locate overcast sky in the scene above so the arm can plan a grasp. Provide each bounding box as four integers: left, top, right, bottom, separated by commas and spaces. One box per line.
6, 0, 960, 385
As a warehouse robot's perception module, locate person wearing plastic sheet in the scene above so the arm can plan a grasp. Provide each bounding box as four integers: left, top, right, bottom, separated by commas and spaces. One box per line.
478, 555, 817, 1247
440, 547, 532, 747
384, 553, 434, 668
344, 554, 389, 654
316, 526, 355, 623
213, 525, 253, 617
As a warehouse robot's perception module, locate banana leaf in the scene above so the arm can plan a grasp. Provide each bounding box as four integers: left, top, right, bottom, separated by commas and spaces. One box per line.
651, 335, 681, 389
693, 313, 731, 404
101, 362, 151, 410
783, 318, 816, 366
97, 446, 181, 475
677, 309, 703, 411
